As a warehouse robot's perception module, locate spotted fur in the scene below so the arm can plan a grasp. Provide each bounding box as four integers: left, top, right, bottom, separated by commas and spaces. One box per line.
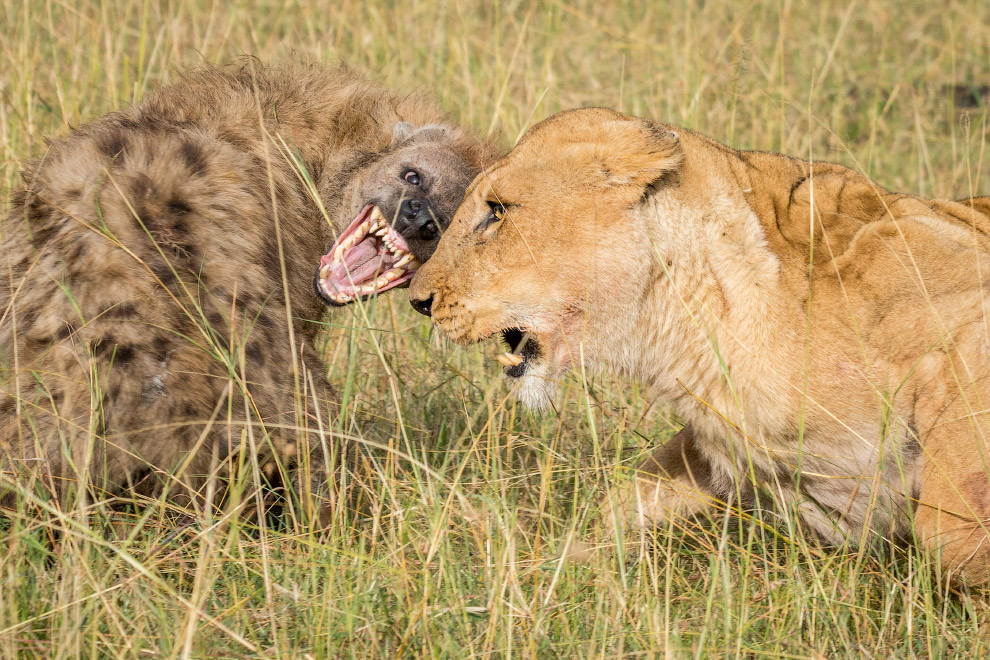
0, 60, 488, 518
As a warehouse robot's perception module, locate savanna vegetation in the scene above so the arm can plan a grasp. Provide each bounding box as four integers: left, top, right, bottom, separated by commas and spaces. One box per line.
1, 1, 989, 657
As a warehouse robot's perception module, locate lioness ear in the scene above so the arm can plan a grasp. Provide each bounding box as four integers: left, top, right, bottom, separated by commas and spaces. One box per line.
562, 118, 682, 192
593, 119, 682, 189
391, 121, 449, 146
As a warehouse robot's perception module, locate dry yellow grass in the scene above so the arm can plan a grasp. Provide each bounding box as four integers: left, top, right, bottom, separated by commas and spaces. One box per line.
1, 0, 989, 657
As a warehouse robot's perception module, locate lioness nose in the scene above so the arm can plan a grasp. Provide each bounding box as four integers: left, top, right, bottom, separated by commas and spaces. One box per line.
410, 293, 433, 317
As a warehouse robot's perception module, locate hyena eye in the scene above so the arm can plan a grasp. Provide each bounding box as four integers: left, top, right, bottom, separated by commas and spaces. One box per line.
476, 201, 507, 232
402, 170, 421, 186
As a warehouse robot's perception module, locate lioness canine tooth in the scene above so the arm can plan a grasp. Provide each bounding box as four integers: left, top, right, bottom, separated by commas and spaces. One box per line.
496, 352, 524, 367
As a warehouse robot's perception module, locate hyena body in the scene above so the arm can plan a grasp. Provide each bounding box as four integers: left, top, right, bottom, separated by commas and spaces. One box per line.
0, 61, 487, 516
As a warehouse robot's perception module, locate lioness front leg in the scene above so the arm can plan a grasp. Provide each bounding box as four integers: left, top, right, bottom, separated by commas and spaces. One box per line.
606, 425, 731, 538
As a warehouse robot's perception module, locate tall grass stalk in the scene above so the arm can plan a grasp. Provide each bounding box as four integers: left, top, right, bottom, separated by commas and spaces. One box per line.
1, 0, 989, 657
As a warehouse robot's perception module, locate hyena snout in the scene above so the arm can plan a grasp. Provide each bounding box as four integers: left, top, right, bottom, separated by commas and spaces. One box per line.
394, 198, 440, 242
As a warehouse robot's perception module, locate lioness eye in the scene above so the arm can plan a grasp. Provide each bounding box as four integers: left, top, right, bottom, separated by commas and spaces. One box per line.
476, 201, 507, 232
403, 170, 421, 186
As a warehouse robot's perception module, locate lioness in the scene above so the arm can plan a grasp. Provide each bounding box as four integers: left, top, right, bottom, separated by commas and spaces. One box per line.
410, 107, 990, 584
1, 60, 489, 517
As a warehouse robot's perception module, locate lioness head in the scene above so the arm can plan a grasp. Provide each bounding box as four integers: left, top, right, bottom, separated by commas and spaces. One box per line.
409, 108, 683, 407
316, 122, 487, 306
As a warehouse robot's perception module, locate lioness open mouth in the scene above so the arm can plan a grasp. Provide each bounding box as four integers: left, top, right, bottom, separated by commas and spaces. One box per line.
496, 328, 542, 377
316, 205, 422, 306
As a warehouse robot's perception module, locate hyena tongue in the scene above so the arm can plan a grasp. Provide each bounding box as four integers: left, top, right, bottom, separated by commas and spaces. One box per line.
342, 237, 378, 270
330, 238, 385, 286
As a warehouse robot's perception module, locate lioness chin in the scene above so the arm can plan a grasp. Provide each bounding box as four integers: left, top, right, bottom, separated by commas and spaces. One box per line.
411, 107, 990, 585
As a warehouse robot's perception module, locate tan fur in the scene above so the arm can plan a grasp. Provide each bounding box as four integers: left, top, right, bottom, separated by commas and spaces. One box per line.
1, 60, 488, 518
411, 107, 990, 584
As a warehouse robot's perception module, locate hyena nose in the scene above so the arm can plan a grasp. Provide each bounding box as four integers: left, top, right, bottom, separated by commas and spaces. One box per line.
410, 293, 434, 317
395, 198, 439, 241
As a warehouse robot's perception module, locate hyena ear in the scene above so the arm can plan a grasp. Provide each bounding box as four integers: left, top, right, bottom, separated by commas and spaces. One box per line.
566, 118, 683, 192
391, 121, 449, 146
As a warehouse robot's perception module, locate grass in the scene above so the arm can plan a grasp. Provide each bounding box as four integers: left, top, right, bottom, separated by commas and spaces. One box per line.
2, 0, 990, 657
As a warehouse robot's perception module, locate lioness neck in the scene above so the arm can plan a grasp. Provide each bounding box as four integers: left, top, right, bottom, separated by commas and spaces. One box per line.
630, 137, 800, 439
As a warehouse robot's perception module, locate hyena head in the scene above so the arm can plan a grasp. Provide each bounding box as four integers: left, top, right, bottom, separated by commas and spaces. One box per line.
316, 123, 490, 306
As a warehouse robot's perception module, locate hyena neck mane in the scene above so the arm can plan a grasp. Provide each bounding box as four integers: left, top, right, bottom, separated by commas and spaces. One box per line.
143, 61, 449, 258
139, 62, 454, 323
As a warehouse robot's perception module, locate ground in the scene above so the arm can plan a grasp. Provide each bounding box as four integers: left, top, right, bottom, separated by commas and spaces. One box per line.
1, 0, 989, 657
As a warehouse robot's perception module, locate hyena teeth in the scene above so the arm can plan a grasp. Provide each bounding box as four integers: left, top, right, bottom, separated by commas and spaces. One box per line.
358, 284, 377, 295
384, 268, 401, 282
375, 227, 387, 237
375, 274, 390, 288
394, 253, 413, 268
370, 206, 386, 224
355, 220, 371, 238
405, 258, 421, 271
496, 352, 524, 367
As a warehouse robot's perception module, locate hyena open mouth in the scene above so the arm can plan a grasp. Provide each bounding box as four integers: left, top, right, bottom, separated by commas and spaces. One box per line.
316, 205, 422, 306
